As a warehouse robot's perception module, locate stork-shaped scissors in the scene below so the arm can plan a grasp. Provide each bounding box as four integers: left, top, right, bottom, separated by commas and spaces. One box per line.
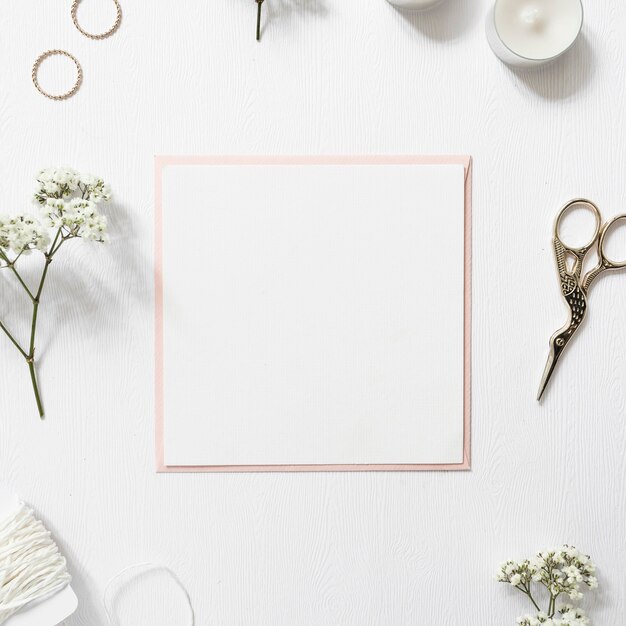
538, 199, 626, 400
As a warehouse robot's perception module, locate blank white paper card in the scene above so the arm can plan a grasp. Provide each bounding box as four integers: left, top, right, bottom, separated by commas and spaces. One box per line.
157, 159, 468, 468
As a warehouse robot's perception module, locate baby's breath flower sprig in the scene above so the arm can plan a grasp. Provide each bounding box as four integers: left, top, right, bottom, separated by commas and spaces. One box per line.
496, 546, 597, 626
0, 167, 111, 419
516, 606, 591, 626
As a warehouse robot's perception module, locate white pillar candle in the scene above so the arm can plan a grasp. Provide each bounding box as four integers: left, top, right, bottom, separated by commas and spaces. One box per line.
486, 0, 583, 68
386, 0, 445, 11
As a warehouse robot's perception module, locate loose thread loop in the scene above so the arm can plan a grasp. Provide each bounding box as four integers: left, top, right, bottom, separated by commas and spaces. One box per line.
102, 563, 195, 626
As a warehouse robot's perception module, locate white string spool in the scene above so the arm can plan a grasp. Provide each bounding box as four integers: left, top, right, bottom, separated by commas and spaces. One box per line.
0, 503, 71, 624
0, 502, 194, 625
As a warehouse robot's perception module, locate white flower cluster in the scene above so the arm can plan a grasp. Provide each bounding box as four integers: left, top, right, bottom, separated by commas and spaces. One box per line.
33, 167, 81, 202
32, 167, 111, 244
497, 546, 598, 626
517, 606, 590, 626
0, 214, 50, 256
33, 167, 111, 206
77, 173, 111, 204
42, 198, 109, 243
497, 546, 597, 599
497, 558, 537, 588
0, 167, 111, 260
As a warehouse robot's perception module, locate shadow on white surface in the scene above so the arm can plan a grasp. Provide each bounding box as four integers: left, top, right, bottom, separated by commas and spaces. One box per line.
391, 0, 482, 41
39, 198, 147, 358
507, 34, 595, 100
257, 0, 329, 40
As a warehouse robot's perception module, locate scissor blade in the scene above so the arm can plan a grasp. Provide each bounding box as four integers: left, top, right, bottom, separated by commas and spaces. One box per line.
537, 349, 561, 401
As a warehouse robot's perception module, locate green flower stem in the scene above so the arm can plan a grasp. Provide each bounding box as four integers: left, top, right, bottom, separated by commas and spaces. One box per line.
9, 265, 35, 301
48, 228, 63, 256
0, 229, 64, 419
516, 584, 541, 613
526, 592, 541, 613
548, 593, 559, 618
0, 250, 30, 357
25, 264, 47, 420
26, 231, 63, 419
256, 0, 264, 41
0, 320, 28, 359
0, 251, 33, 300
27, 356, 43, 419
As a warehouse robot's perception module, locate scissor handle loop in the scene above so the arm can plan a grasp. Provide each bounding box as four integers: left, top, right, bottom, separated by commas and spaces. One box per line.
598, 214, 626, 269
554, 198, 602, 255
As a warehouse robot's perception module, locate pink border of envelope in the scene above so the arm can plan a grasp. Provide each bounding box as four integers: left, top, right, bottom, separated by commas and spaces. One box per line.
154, 155, 472, 472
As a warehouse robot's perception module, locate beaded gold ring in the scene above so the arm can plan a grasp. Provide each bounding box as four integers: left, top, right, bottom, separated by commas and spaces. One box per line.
71, 0, 122, 40
32, 50, 83, 101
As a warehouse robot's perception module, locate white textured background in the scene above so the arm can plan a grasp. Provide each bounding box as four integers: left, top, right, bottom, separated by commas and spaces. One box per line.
1, 0, 625, 624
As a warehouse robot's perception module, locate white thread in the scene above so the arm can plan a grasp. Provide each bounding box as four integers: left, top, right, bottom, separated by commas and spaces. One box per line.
0, 502, 71, 624
0, 503, 193, 625
103, 563, 195, 625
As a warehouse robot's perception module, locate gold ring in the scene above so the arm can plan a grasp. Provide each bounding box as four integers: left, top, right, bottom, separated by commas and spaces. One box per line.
32, 50, 83, 101
71, 0, 122, 40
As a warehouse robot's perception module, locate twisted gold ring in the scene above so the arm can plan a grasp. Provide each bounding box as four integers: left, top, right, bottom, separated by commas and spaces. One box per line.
32, 50, 83, 101
71, 0, 122, 40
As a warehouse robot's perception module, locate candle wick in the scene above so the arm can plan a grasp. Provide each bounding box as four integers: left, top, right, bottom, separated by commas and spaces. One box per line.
521, 7, 542, 27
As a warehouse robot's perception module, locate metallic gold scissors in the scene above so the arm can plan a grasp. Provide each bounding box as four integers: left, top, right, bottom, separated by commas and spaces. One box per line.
538, 199, 626, 401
